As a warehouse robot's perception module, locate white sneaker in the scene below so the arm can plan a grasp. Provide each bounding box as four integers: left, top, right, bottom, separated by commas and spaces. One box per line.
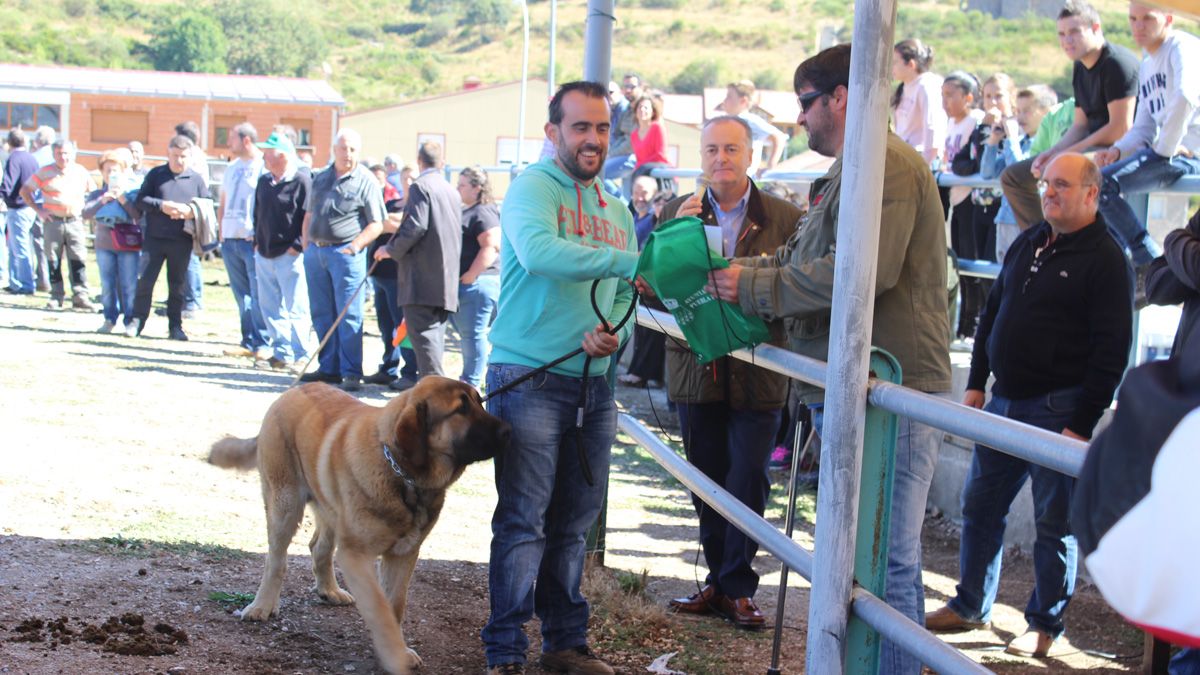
97, 321, 116, 334
123, 321, 141, 338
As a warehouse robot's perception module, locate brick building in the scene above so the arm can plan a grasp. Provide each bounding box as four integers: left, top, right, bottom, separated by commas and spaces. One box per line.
0, 63, 344, 168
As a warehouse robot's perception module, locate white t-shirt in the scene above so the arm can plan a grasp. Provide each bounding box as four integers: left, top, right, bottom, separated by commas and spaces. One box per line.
220, 156, 265, 239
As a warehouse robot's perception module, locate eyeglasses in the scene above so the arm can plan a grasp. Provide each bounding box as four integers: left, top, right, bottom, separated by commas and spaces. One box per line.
798, 89, 829, 114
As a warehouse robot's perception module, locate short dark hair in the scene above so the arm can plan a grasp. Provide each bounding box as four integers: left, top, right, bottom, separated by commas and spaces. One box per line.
232, 122, 257, 144
943, 70, 980, 101
417, 141, 442, 169
1059, 0, 1100, 25
174, 121, 200, 144
794, 43, 851, 97
548, 81, 609, 125
6, 128, 26, 149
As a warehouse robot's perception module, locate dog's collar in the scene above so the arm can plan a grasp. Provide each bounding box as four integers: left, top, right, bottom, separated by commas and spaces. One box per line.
381, 443, 417, 488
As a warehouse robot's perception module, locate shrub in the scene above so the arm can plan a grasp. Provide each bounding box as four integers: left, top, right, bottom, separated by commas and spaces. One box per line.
670, 59, 725, 95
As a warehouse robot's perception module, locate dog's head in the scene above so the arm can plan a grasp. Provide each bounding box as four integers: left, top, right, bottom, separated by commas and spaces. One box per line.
384, 377, 510, 488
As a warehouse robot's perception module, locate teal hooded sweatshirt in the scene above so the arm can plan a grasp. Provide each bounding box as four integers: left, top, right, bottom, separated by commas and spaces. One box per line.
489, 158, 640, 378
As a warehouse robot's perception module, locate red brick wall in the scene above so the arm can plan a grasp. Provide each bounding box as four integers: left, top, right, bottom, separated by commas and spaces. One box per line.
69, 94, 338, 169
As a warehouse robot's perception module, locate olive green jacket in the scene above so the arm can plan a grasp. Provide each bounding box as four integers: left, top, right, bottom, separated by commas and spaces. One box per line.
658, 181, 803, 410
735, 133, 952, 402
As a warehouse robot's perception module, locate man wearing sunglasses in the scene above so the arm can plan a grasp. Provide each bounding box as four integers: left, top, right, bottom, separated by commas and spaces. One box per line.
926, 153, 1132, 658
705, 44, 951, 675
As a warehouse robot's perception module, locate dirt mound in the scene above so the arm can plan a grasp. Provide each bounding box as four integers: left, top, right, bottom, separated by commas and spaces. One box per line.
7, 613, 188, 656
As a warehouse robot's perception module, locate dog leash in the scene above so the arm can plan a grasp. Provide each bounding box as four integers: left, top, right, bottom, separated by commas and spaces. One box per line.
482, 278, 638, 487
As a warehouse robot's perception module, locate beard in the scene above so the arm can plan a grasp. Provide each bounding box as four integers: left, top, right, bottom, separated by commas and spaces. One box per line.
556, 142, 605, 182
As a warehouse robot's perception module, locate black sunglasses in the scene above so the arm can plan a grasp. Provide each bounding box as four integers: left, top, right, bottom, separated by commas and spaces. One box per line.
798, 88, 830, 113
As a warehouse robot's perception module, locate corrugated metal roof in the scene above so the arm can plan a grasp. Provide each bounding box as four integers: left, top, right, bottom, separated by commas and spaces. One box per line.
0, 63, 344, 106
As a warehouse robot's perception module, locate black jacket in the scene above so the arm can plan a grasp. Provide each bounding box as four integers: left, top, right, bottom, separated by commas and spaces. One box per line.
968, 216, 1133, 436
1145, 207, 1200, 356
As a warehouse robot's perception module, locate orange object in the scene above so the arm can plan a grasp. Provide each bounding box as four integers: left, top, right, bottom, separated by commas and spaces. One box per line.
392, 320, 408, 347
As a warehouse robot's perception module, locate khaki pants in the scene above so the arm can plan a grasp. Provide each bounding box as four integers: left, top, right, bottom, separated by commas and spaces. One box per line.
42, 216, 90, 301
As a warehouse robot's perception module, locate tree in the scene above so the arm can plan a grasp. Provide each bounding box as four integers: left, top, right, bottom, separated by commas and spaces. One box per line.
670, 59, 725, 95
460, 0, 512, 42
150, 13, 227, 74
214, 0, 326, 77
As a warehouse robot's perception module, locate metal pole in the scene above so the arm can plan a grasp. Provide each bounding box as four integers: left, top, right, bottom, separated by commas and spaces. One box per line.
548, 0, 558, 97
804, 1, 898, 672
768, 420, 816, 675
516, 0, 530, 170
583, 0, 615, 84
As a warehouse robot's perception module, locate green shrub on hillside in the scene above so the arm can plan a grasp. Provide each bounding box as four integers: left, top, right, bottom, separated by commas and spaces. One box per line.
149, 13, 227, 73
671, 59, 726, 95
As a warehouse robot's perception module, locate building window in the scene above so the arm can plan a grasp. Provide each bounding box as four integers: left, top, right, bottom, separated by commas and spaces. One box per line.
0, 103, 61, 130
213, 115, 245, 149
11, 104, 35, 129
280, 118, 313, 148
91, 110, 149, 144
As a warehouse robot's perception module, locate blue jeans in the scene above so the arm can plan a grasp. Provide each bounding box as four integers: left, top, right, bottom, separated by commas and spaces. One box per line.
1099, 148, 1200, 266
5, 207, 36, 293
370, 275, 417, 380
482, 363, 616, 666
0, 208, 7, 287
451, 275, 500, 388
1172, 648, 1200, 675
602, 153, 636, 201
809, 406, 941, 675
677, 401, 781, 599
948, 387, 1082, 639
95, 248, 139, 326
303, 244, 366, 379
221, 239, 269, 352
255, 251, 311, 363
186, 252, 202, 311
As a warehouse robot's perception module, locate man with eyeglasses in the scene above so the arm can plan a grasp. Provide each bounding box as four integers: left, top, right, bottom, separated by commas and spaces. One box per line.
926, 153, 1132, 659
705, 44, 951, 675
1000, 0, 1138, 233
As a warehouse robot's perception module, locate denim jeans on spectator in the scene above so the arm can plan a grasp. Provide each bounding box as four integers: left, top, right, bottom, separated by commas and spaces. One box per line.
1172, 648, 1200, 675
0, 211, 7, 287
221, 239, 269, 353
602, 153, 636, 201
370, 275, 417, 380
185, 252, 203, 311
482, 364, 616, 667
5, 207, 37, 293
810, 404, 941, 675
304, 244, 366, 379
451, 274, 500, 388
1099, 148, 1200, 266
95, 248, 139, 326
948, 386, 1082, 639
255, 251, 311, 364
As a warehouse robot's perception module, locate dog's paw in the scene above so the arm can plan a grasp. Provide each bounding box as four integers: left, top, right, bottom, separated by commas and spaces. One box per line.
397, 647, 422, 673
237, 601, 276, 621
317, 587, 355, 606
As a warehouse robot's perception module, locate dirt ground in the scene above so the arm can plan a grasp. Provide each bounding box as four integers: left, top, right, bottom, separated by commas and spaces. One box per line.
0, 272, 1145, 674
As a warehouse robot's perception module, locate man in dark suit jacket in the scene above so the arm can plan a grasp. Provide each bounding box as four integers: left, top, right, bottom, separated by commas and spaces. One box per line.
377, 141, 462, 383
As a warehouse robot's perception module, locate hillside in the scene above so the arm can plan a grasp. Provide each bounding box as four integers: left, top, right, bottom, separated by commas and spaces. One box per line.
1, 0, 1143, 113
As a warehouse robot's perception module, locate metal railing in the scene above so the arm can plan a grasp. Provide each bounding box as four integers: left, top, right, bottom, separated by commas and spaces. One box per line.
619, 306, 1090, 672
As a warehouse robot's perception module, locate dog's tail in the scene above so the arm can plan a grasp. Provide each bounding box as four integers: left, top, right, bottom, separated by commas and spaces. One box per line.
208, 436, 259, 471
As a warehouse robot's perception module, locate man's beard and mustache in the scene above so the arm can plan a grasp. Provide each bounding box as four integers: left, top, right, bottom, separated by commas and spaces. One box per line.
557, 141, 605, 182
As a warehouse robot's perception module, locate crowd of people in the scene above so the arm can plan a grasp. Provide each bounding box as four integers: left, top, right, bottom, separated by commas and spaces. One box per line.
2, 2, 1197, 673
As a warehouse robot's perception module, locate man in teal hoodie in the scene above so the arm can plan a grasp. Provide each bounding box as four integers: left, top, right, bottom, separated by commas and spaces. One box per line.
481, 81, 639, 675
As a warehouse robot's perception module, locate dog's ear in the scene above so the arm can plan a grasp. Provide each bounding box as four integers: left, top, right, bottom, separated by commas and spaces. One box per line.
393, 400, 430, 464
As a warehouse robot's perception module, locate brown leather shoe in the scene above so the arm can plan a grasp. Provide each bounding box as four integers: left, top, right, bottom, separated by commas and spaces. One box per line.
668, 584, 724, 615
716, 595, 766, 629
1005, 629, 1056, 658
924, 605, 989, 632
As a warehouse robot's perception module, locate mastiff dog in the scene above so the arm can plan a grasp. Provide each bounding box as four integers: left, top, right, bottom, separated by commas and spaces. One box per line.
208, 377, 510, 674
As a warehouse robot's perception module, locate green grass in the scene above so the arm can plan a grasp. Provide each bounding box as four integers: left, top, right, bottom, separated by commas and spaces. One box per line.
77, 534, 251, 560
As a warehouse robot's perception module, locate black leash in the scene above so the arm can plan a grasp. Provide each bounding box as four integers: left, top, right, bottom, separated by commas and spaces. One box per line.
482, 278, 638, 486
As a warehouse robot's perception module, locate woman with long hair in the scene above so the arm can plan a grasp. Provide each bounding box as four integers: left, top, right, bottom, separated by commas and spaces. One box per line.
452, 166, 501, 390
892, 38, 947, 167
